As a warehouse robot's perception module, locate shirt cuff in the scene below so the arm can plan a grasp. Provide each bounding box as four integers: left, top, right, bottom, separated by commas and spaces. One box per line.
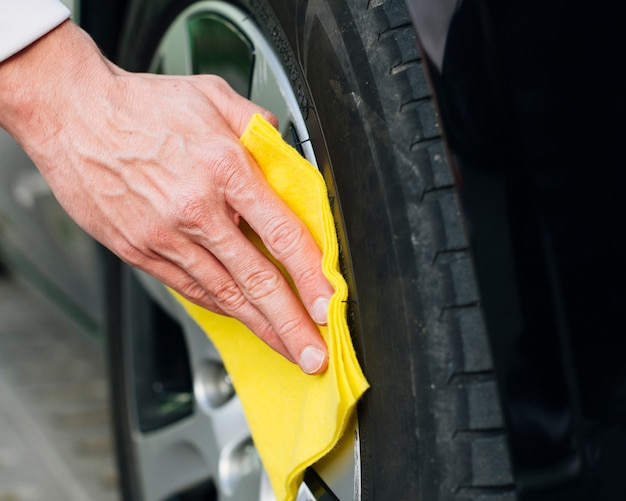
0, 0, 71, 62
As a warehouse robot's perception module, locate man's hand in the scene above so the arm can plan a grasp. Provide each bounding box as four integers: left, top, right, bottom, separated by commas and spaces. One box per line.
0, 21, 333, 374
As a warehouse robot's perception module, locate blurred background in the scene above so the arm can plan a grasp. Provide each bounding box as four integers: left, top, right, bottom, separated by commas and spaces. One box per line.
0, 269, 119, 500
0, 4, 119, 496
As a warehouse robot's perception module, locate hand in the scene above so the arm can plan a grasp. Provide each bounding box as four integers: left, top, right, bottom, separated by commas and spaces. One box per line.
0, 21, 333, 374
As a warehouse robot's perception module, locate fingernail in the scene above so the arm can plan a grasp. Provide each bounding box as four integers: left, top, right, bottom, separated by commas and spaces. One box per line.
299, 346, 326, 374
311, 297, 330, 325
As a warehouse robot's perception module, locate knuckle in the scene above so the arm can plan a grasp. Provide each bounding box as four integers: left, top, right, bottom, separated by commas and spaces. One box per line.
290, 261, 320, 288
116, 243, 143, 268
276, 317, 308, 345
211, 144, 249, 192
178, 280, 208, 304
212, 279, 247, 311
243, 269, 282, 302
113, 236, 151, 268
143, 219, 173, 248
205, 74, 231, 93
252, 322, 277, 346
265, 220, 307, 258
170, 194, 206, 231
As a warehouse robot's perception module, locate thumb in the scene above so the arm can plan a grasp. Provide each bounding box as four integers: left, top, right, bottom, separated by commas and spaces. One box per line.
192, 74, 278, 136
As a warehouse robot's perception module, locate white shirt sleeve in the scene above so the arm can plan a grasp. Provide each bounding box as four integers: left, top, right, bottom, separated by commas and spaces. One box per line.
0, 0, 71, 62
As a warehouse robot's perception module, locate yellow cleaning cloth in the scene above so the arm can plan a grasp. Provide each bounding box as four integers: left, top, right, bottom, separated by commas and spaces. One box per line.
169, 114, 369, 501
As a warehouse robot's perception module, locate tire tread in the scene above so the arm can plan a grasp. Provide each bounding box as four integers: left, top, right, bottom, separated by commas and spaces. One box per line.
356, 1, 515, 498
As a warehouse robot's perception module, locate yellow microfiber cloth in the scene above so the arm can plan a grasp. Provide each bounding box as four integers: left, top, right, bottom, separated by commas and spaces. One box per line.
169, 114, 369, 501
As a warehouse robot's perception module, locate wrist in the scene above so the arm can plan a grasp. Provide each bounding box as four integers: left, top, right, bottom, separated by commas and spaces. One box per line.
0, 20, 117, 150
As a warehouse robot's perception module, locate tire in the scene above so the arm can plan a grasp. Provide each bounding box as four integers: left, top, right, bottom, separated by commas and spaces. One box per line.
107, 0, 516, 500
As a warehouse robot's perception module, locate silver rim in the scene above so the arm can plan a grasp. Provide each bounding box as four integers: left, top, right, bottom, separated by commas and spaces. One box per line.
125, 2, 359, 500
151, 1, 316, 164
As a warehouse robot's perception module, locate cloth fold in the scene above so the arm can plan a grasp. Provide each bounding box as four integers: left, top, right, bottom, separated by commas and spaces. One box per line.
169, 114, 369, 501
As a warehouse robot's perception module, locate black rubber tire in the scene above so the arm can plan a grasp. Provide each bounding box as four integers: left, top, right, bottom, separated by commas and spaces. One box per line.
105, 256, 142, 501
113, 0, 516, 499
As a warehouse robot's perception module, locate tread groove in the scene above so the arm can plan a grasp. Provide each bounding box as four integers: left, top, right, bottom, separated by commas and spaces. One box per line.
390, 58, 421, 75
378, 22, 414, 39
402, 95, 435, 111
420, 184, 455, 201
433, 247, 470, 264
440, 301, 481, 318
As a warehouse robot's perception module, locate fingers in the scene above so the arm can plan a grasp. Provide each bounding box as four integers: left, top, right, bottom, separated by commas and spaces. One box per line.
204, 223, 330, 374
195, 177, 329, 374
203, 148, 335, 369
258, 217, 334, 326
219, 161, 336, 326
200, 139, 335, 325
139, 225, 328, 374
135, 245, 295, 363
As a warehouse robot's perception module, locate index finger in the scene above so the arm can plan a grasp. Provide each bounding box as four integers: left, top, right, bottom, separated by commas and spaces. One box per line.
224, 152, 335, 327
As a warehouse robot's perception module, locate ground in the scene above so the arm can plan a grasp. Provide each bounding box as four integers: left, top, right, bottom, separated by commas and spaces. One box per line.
0, 273, 119, 501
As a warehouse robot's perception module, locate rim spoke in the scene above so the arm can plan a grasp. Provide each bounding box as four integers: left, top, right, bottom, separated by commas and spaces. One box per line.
132, 398, 263, 501
248, 47, 292, 136
132, 411, 215, 501
135, 272, 264, 499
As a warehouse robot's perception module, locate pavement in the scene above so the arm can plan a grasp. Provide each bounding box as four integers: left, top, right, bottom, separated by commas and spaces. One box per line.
0, 273, 120, 501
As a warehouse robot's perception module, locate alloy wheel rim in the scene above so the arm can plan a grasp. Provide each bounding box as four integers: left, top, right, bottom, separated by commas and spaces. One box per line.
125, 2, 359, 500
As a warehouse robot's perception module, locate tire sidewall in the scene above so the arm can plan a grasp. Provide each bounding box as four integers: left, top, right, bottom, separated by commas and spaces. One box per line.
117, 0, 426, 499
